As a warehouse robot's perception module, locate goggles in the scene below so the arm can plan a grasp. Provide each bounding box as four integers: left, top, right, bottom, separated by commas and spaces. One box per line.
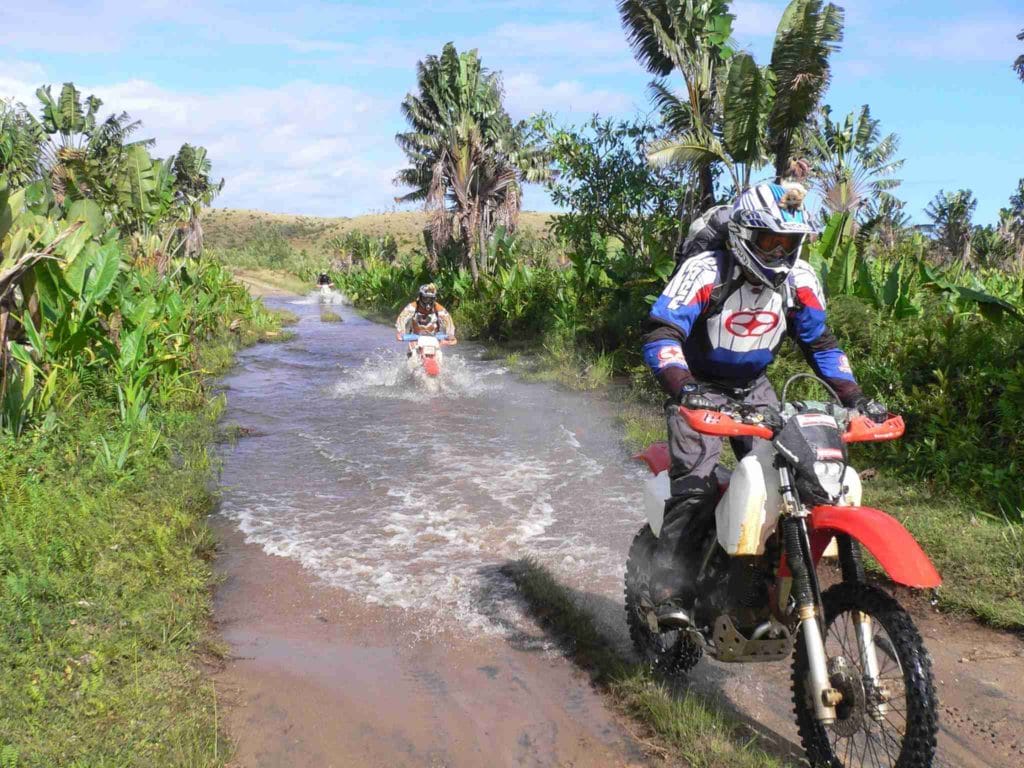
753, 231, 803, 266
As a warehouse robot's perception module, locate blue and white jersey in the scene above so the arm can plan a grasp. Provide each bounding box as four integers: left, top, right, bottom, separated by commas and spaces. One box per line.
642, 252, 858, 391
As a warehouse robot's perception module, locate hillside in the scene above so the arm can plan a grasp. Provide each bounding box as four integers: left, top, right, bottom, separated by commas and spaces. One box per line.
203, 208, 554, 255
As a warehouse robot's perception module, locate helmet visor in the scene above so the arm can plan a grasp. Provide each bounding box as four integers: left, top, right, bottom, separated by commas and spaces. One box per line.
753, 231, 803, 266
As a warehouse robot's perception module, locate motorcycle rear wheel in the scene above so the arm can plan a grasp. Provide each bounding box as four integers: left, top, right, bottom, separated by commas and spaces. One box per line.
792, 582, 938, 768
624, 524, 701, 676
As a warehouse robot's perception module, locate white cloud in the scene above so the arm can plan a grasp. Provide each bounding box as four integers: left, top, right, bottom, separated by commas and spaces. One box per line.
503, 72, 634, 118
0, 65, 405, 216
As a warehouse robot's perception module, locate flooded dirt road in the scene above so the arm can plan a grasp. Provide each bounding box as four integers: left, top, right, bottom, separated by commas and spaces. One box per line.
213, 290, 1023, 767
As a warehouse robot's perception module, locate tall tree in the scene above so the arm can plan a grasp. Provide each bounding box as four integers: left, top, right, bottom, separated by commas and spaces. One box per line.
34, 83, 152, 208
0, 101, 44, 188
999, 178, 1024, 271
804, 104, 903, 218
637, 0, 843, 202
1015, 29, 1024, 82
925, 189, 977, 268
618, 0, 734, 207
394, 43, 549, 281
766, 0, 844, 179
172, 144, 224, 258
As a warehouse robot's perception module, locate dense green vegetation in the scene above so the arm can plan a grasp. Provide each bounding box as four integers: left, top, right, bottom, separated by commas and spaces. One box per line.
1, 84, 279, 764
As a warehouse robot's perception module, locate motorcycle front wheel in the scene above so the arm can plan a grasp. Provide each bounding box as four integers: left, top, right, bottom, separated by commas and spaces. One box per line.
792, 582, 938, 768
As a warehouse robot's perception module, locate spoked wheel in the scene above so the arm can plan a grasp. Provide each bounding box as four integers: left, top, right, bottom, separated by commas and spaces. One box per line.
624, 524, 701, 676
793, 582, 938, 767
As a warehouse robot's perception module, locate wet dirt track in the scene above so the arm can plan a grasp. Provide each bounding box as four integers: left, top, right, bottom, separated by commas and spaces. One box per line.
213, 290, 1024, 767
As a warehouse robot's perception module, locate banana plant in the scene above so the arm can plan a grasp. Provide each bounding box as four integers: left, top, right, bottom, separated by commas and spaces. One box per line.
811, 212, 1021, 321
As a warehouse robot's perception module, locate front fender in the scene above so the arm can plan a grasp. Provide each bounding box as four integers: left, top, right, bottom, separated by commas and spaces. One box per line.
811, 505, 942, 589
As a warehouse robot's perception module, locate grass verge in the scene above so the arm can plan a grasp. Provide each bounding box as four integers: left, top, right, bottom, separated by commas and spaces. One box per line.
861, 475, 1024, 630
504, 558, 793, 768
0, 324, 279, 765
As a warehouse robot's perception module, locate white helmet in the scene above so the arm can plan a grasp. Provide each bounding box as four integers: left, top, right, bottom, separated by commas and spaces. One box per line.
728, 183, 815, 288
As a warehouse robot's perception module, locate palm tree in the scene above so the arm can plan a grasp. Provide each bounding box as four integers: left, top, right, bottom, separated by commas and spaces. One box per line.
34, 83, 152, 208
766, 0, 844, 180
1015, 29, 1024, 82
999, 179, 1024, 271
804, 104, 903, 218
171, 144, 224, 258
925, 189, 977, 268
394, 43, 548, 282
647, 52, 775, 192
858, 196, 910, 251
618, 0, 734, 207
0, 101, 44, 188
637, 0, 843, 201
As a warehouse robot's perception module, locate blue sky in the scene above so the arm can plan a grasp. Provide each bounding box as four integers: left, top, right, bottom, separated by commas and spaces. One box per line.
2, 1, 1021, 223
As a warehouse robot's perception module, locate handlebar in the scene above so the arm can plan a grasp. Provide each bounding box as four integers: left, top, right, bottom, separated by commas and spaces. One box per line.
401, 333, 449, 341
679, 405, 905, 443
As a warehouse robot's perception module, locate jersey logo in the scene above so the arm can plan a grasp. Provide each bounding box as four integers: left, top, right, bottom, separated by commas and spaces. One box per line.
656, 346, 687, 368
724, 310, 780, 338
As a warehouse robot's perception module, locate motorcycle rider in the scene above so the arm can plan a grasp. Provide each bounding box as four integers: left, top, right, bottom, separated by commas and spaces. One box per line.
395, 283, 457, 346
316, 272, 332, 287
641, 182, 887, 615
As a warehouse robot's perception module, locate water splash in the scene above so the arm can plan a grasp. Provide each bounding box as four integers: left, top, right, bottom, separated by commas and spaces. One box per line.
330, 349, 501, 401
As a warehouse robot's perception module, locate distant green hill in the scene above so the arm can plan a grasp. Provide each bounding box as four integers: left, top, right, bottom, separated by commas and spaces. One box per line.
203, 208, 554, 254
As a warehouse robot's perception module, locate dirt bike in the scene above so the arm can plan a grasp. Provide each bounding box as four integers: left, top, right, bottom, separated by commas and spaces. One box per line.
626, 374, 940, 768
401, 333, 452, 378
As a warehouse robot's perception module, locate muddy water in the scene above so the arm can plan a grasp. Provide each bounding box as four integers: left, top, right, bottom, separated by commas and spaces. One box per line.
218, 292, 642, 637
216, 290, 1024, 768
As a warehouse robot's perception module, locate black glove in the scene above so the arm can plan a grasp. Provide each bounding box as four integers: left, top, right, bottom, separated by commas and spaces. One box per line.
678, 383, 717, 411
854, 398, 889, 424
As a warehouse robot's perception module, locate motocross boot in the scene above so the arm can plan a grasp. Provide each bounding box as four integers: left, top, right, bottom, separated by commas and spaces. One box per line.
649, 494, 715, 624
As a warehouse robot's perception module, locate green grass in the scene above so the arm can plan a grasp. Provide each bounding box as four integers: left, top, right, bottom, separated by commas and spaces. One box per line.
505, 559, 793, 768
0, 320, 280, 765
863, 475, 1024, 629
319, 309, 343, 323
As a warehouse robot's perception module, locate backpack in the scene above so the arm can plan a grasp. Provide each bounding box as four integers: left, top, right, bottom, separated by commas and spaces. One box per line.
672, 205, 741, 317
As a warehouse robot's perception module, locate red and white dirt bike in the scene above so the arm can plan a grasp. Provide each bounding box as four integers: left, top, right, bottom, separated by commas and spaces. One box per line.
401, 333, 453, 379
626, 374, 940, 768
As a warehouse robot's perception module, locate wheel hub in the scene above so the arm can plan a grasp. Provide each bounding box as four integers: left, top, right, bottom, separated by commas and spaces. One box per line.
828, 656, 868, 738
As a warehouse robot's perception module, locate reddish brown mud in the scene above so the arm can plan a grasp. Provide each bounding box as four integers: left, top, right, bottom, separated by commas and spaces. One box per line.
212, 521, 650, 768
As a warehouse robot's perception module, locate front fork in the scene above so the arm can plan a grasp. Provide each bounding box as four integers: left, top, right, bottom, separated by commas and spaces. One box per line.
839, 534, 890, 720
779, 467, 839, 724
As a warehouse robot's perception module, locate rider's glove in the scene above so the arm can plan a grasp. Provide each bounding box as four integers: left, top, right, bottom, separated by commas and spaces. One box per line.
854, 397, 889, 424
678, 383, 717, 411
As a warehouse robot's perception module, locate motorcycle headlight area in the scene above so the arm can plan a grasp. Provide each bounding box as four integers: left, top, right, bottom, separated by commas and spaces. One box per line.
812, 460, 846, 497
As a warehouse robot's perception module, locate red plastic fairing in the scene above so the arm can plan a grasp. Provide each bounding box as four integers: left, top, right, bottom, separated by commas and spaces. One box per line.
811, 505, 942, 588
680, 408, 773, 439
843, 414, 905, 443
634, 442, 670, 475
423, 357, 440, 377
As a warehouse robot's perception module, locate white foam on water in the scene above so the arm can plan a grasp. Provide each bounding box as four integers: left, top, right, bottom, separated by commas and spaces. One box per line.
330, 350, 499, 401
288, 289, 348, 306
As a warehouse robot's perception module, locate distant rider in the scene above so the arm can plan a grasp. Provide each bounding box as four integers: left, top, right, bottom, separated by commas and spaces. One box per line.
641, 183, 887, 616
395, 283, 457, 347
316, 272, 333, 287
